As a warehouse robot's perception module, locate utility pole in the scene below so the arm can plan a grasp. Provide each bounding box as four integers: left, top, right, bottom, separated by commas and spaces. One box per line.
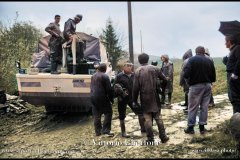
128, 1, 134, 64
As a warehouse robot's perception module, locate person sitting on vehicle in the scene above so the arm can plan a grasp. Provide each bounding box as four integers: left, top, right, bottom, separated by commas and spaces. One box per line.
62, 14, 84, 74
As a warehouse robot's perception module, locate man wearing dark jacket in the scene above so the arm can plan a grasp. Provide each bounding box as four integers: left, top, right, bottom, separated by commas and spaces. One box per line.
90, 63, 114, 136
114, 61, 145, 138
63, 14, 83, 74
179, 49, 192, 110
224, 35, 240, 114
45, 15, 62, 74
133, 53, 169, 144
183, 46, 216, 134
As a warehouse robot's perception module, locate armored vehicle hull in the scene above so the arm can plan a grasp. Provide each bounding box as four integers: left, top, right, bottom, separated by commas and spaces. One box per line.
16, 32, 112, 112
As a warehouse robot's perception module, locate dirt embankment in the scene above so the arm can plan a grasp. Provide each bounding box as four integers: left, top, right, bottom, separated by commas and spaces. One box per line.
0, 94, 239, 158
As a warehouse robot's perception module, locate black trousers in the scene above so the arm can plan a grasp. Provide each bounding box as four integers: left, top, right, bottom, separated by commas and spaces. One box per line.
229, 76, 240, 114
91, 97, 112, 135
49, 36, 62, 63
118, 97, 143, 120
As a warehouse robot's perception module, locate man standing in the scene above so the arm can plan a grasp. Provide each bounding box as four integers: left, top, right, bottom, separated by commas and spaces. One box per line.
63, 14, 83, 74
183, 46, 216, 134
133, 53, 169, 144
114, 61, 145, 138
90, 63, 114, 137
224, 35, 240, 114
45, 15, 62, 74
179, 49, 192, 111
160, 54, 174, 106
204, 48, 215, 107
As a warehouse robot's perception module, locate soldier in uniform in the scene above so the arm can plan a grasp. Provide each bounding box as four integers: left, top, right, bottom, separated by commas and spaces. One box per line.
90, 63, 114, 137
114, 61, 145, 138
45, 15, 63, 74
133, 53, 169, 144
63, 14, 84, 74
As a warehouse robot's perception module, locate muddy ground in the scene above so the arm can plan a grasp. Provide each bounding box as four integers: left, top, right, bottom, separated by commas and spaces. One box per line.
0, 94, 239, 158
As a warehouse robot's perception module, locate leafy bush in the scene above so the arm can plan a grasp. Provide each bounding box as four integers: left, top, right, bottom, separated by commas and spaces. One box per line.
0, 17, 42, 94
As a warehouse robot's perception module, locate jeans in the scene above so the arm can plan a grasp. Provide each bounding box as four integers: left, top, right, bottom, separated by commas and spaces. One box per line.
188, 83, 212, 126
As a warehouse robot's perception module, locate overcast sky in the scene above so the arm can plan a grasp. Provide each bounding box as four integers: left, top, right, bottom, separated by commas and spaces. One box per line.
0, 1, 239, 58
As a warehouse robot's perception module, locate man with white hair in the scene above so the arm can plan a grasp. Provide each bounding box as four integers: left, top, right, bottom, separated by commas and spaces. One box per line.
183, 46, 216, 134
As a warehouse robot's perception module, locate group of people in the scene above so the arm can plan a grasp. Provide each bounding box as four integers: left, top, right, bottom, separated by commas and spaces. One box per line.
90, 54, 170, 144
45, 14, 84, 74
88, 34, 240, 144
45, 14, 239, 144
89, 45, 217, 143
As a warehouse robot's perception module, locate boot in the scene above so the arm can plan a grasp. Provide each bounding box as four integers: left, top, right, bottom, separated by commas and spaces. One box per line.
120, 120, 130, 138
158, 121, 169, 143
167, 93, 172, 105
184, 126, 195, 134
181, 93, 188, 106
199, 125, 206, 134
51, 62, 60, 74
73, 64, 77, 75
138, 115, 146, 133
183, 93, 188, 112
161, 136, 169, 143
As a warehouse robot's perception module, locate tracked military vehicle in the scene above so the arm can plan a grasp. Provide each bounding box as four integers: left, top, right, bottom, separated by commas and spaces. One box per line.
16, 32, 112, 112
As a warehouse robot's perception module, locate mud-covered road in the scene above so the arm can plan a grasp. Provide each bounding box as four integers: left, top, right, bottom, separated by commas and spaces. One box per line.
0, 94, 239, 158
